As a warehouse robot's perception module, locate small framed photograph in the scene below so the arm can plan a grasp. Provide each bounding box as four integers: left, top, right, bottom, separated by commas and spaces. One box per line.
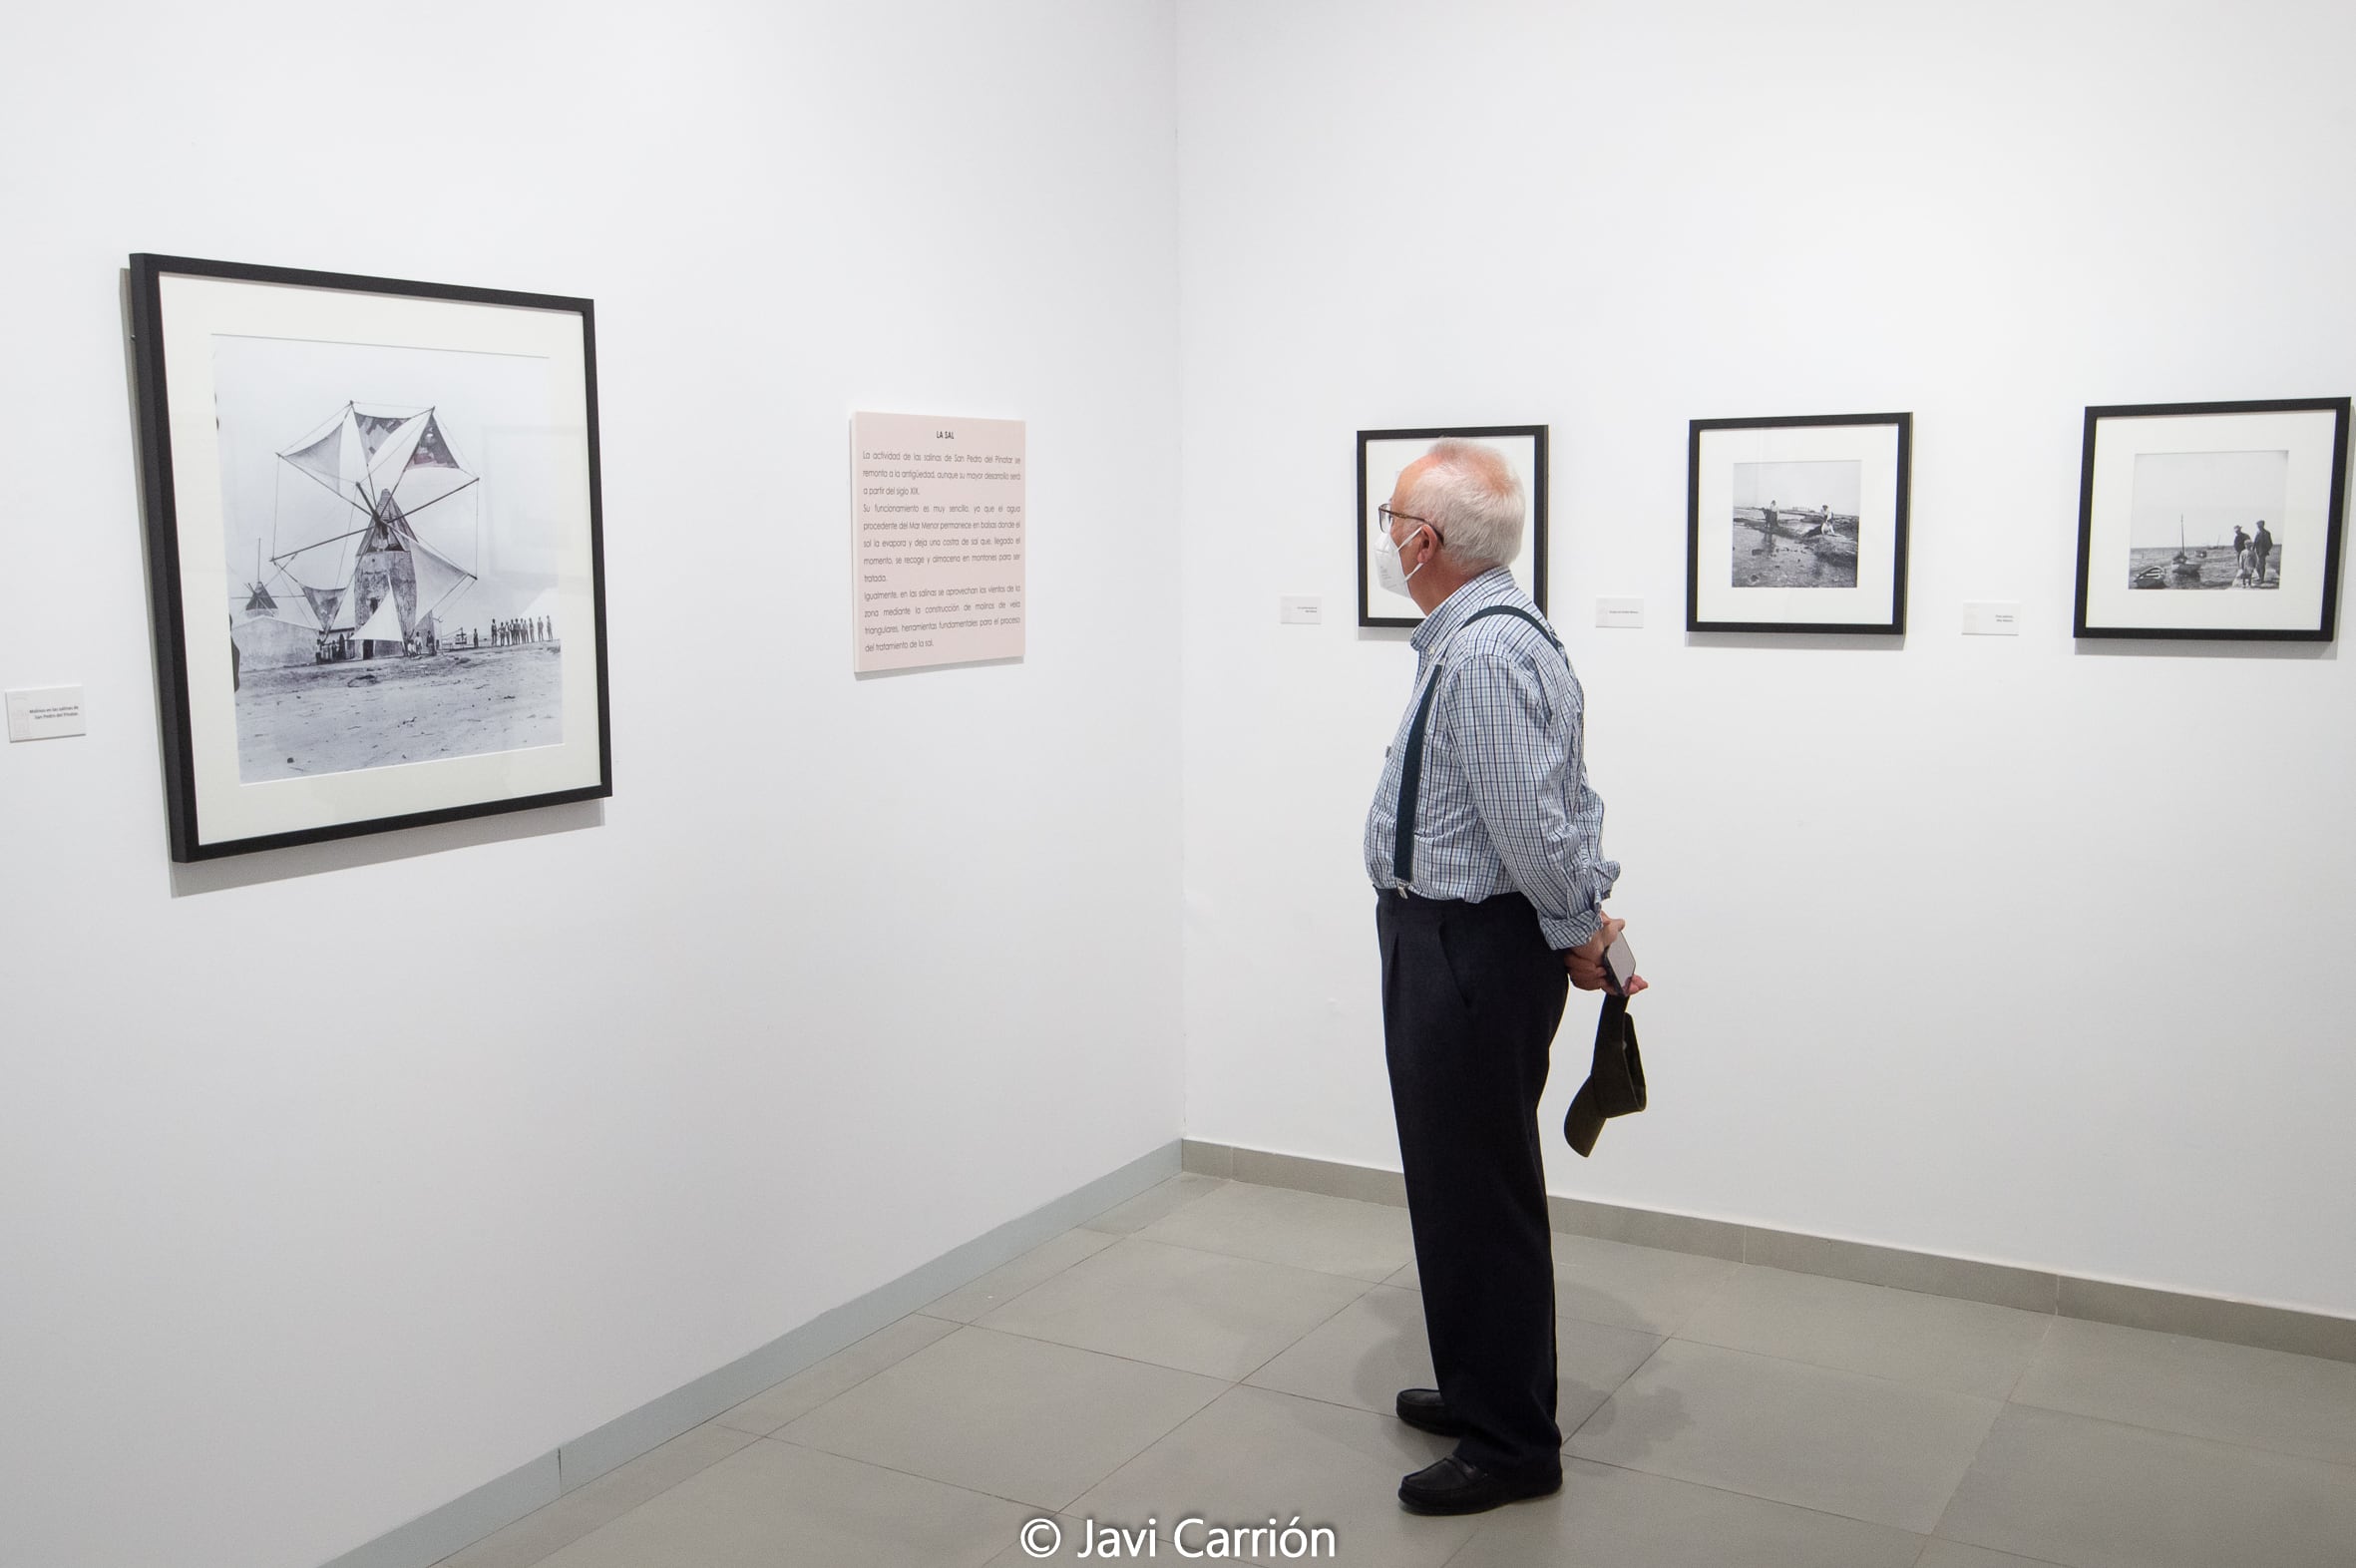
129, 253, 612, 861
1687, 412, 1912, 634
1357, 424, 1547, 627
2073, 398, 2351, 640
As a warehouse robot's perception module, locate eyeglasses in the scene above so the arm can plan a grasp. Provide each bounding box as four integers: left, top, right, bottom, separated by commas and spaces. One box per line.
1376, 504, 1443, 541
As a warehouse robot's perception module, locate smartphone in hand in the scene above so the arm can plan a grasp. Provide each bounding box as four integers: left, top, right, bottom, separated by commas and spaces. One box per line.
1601, 933, 1638, 995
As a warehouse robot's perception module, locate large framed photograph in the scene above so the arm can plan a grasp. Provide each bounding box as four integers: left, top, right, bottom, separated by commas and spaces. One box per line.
2073, 398, 2351, 640
128, 254, 610, 861
1357, 425, 1547, 627
1688, 412, 1912, 634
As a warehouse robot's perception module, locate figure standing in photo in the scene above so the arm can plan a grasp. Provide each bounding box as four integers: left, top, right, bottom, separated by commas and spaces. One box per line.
2255, 519, 2276, 586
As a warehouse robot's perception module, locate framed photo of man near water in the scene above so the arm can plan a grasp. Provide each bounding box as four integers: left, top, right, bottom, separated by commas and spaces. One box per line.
128, 254, 611, 861
2073, 398, 2351, 640
1358, 425, 1548, 627
1687, 412, 1912, 634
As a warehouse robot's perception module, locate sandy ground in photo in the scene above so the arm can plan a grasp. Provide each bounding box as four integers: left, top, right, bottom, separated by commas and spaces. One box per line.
1732, 515, 1858, 588
234, 642, 563, 782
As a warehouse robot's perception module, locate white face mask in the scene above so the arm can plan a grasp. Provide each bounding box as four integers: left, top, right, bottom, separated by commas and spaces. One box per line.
1375, 522, 1431, 596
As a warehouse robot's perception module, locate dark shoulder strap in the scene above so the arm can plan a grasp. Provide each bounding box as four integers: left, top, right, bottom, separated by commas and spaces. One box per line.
1391, 605, 1567, 883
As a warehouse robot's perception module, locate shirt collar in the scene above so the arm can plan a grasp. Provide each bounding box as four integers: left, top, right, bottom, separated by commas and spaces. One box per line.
1409, 567, 1520, 655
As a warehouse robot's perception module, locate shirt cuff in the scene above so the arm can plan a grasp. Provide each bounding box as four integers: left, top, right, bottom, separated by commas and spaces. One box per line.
1541, 909, 1600, 951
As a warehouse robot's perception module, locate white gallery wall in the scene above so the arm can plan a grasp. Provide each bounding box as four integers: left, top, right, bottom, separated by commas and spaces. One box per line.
0, 4, 1181, 1567
1177, 0, 2356, 1317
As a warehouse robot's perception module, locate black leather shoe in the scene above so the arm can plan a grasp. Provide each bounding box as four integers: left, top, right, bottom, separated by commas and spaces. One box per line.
1393, 1387, 1463, 1436
1396, 1454, 1562, 1515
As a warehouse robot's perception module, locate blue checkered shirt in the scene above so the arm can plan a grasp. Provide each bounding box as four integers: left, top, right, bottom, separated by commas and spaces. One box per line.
1364, 568, 1620, 949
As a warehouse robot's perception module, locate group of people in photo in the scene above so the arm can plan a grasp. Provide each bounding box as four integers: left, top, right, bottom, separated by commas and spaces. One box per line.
2230, 521, 2278, 588
457, 615, 556, 648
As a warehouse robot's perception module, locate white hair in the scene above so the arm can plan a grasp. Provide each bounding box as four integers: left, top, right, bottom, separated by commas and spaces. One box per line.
1401, 439, 1525, 570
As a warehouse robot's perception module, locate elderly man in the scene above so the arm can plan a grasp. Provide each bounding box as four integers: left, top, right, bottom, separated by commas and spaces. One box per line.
1364, 439, 1639, 1515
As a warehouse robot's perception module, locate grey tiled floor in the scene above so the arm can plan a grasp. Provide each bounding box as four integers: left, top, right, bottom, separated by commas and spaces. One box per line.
435, 1176, 2356, 1568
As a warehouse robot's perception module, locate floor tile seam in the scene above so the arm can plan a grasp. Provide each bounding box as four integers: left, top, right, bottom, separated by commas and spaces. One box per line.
1997, 1313, 2059, 1404
1563, 1331, 1678, 1444
1552, 1448, 1946, 1542
477, 1423, 770, 1567
1567, 1321, 1671, 1426
1649, 1255, 1745, 1337
1082, 1176, 1232, 1234
1922, 1402, 2356, 1561
1661, 1317, 2038, 1404
931, 1227, 1130, 1325
1389, 1267, 1697, 1341
1227, 1279, 1390, 1386
1111, 1224, 1403, 1281
757, 1426, 1105, 1517
1432, 1519, 1494, 1568
1907, 1387, 2008, 1551
950, 1306, 1347, 1386
1726, 1262, 2066, 1326
1104, 1227, 1412, 1285
1232, 1308, 1664, 1415
1995, 1385, 2356, 1472
718, 1314, 963, 1434
1566, 1340, 2003, 1541
1649, 1329, 2017, 1412
1231, 1371, 1411, 1422
1039, 1381, 1256, 1522
1919, 1530, 2077, 1568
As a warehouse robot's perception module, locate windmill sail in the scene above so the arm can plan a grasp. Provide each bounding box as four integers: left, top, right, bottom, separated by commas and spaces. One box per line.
356, 590, 405, 645
271, 404, 373, 590
353, 410, 410, 461
365, 409, 477, 517
410, 533, 476, 622
278, 405, 370, 506
299, 584, 349, 630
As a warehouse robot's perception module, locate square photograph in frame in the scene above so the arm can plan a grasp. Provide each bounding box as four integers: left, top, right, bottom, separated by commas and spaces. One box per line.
129, 254, 611, 861
2074, 398, 2350, 640
1357, 424, 1548, 627
1688, 412, 1911, 634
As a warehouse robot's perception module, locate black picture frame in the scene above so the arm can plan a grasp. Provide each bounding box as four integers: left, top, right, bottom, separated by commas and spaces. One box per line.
128, 253, 612, 861
1357, 424, 1549, 627
1687, 411, 1912, 634
2072, 397, 2351, 641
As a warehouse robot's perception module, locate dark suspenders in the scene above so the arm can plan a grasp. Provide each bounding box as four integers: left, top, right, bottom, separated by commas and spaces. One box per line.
1391, 604, 1567, 887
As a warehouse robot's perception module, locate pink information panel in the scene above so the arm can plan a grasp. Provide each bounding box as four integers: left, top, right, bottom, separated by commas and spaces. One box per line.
851, 411, 1026, 672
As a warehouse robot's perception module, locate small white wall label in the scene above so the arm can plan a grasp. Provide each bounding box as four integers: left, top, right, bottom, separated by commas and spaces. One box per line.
1280, 595, 1323, 625
1595, 597, 1645, 629
1961, 601, 2022, 636
7, 686, 87, 741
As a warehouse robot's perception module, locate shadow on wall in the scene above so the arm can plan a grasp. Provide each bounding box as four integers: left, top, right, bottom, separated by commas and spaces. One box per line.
166, 799, 604, 898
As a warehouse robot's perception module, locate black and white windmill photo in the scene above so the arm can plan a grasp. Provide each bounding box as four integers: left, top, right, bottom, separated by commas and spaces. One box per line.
131, 254, 609, 861
214, 333, 570, 783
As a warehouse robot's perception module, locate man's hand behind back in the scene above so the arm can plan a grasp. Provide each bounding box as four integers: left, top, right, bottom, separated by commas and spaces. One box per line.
1566, 916, 1648, 996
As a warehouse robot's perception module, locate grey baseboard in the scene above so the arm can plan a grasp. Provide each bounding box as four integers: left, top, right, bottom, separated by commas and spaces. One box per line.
321, 1451, 561, 1568
1180, 1139, 2356, 1365
323, 1140, 1183, 1568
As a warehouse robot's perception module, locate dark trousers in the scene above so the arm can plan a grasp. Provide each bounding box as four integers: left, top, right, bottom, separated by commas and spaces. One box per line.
1376, 888, 1569, 1480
